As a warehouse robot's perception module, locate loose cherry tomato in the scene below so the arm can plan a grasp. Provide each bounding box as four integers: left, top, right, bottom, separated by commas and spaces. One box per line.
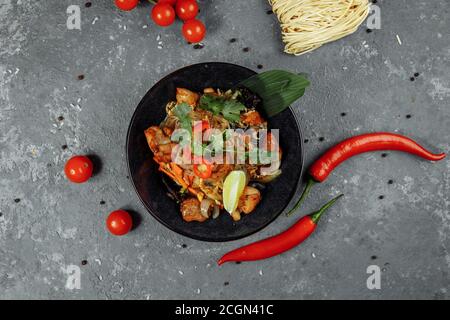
151, 3, 176, 27
64, 155, 94, 183
158, 0, 177, 5
193, 157, 213, 179
106, 210, 133, 236
182, 19, 206, 43
115, 0, 139, 11
176, 0, 199, 21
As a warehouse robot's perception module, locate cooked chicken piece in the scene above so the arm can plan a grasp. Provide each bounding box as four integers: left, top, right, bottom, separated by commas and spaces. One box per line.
180, 198, 207, 222
237, 186, 261, 214
209, 164, 233, 181
161, 115, 178, 136
176, 88, 199, 106
158, 143, 173, 154
144, 126, 161, 153
144, 126, 173, 163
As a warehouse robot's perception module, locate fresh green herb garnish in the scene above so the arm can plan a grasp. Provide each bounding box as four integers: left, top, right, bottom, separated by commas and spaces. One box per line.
199, 95, 222, 114
199, 95, 246, 122
222, 100, 246, 122
239, 70, 310, 117
173, 103, 192, 133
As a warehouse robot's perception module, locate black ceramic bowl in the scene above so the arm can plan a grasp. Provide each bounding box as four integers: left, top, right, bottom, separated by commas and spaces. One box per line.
126, 62, 304, 242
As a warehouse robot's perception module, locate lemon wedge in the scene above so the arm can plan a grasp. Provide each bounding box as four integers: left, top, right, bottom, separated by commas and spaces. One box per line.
223, 170, 246, 214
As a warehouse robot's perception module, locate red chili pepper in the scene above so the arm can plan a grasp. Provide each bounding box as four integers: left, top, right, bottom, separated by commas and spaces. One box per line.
193, 157, 213, 179
288, 132, 445, 215
218, 194, 343, 265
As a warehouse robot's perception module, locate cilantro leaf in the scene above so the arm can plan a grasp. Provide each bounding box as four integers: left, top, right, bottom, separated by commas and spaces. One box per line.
199, 95, 222, 115
173, 103, 192, 133
222, 100, 245, 122
199, 94, 245, 122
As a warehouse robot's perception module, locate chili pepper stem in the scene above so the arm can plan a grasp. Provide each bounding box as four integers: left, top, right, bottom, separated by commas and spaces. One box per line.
310, 194, 344, 224
147, 0, 157, 5
286, 177, 316, 216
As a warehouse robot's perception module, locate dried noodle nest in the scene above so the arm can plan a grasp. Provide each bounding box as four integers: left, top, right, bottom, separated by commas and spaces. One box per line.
269, 0, 370, 55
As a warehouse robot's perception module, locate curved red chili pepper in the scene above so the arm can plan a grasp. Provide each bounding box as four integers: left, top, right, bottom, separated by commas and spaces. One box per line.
310, 132, 445, 182
287, 133, 445, 216
218, 195, 343, 265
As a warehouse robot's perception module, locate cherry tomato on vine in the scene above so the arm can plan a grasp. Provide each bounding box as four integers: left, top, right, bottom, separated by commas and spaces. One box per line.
176, 0, 199, 21
158, 0, 177, 5
106, 210, 133, 236
182, 19, 206, 43
115, 0, 139, 11
64, 155, 94, 183
151, 3, 176, 27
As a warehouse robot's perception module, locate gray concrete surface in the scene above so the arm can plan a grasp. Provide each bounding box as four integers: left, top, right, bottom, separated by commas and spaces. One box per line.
0, 0, 449, 300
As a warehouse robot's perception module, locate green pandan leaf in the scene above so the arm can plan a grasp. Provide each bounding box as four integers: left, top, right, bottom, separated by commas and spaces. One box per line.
239, 70, 310, 117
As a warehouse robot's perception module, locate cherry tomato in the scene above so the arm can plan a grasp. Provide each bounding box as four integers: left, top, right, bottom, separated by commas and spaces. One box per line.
176, 0, 199, 21
64, 155, 94, 183
115, 0, 139, 11
158, 0, 177, 5
151, 3, 176, 27
182, 19, 206, 43
106, 210, 133, 236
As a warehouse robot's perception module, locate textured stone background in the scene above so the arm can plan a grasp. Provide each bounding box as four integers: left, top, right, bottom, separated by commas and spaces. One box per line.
0, 0, 449, 299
